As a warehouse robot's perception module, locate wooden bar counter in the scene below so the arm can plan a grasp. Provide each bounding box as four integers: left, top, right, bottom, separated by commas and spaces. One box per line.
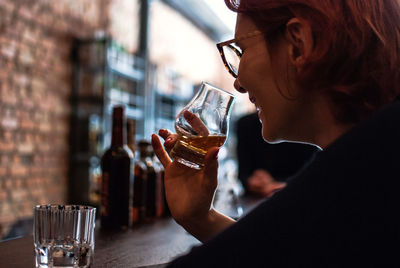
0, 197, 263, 267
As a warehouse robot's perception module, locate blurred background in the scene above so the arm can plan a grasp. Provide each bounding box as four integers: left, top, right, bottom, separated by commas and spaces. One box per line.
0, 0, 256, 240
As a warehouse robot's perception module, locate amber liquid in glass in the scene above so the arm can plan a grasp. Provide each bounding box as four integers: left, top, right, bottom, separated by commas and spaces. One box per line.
170, 134, 226, 169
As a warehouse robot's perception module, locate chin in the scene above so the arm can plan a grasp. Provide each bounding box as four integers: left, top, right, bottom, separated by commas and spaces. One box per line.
261, 123, 293, 144
262, 136, 286, 144
261, 126, 282, 144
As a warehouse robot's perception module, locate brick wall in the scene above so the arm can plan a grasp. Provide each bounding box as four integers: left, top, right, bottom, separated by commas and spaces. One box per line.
0, 0, 108, 238
0, 0, 240, 239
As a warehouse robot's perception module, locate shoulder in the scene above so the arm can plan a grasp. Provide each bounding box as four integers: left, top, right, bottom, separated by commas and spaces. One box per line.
282, 99, 400, 207
322, 99, 400, 163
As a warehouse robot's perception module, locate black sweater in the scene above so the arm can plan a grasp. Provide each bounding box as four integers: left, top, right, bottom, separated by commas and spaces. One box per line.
168, 99, 400, 267
236, 113, 318, 186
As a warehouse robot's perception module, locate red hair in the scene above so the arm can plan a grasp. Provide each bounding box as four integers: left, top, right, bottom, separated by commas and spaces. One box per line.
225, 0, 400, 124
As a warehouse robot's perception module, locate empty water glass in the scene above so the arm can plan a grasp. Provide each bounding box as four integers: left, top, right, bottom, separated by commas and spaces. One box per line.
33, 204, 96, 268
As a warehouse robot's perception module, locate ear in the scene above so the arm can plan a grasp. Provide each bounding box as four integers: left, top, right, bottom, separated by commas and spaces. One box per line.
285, 18, 314, 70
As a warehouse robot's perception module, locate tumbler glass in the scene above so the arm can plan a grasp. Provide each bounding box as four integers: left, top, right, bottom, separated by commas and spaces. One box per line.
33, 205, 96, 268
170, 82, 235, 169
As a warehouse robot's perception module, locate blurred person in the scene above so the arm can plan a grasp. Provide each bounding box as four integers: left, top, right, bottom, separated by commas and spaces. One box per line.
236, 112, 317, 197
152, 0, 400, 266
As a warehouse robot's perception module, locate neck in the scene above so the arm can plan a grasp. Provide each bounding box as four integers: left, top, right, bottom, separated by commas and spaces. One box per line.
111, 119, 125, 147
311, 121, 353, 150
289, 95, 354, 150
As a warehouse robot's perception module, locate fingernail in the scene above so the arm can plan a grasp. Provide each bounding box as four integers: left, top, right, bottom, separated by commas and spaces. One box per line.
165, 137, 172, 143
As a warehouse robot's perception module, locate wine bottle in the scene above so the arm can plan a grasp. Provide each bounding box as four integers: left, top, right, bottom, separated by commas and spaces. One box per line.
144, 141, 157, 220
127, 119, 136, 157
132, 141, 147, 225
151, 148, 165, 218
141, 141, 164, 220
100, 106, 133, 229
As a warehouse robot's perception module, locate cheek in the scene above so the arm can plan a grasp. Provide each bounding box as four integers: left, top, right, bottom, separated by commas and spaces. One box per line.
238, 53, 270, 88
237, 55, 251, 80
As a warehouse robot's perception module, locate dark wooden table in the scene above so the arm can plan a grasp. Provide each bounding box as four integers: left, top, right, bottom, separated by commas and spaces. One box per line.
0, 196, 264, 267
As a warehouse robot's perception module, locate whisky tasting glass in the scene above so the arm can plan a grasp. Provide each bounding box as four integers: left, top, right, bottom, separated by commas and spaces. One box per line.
33, 205, 96, 268
170, 82, 235, 169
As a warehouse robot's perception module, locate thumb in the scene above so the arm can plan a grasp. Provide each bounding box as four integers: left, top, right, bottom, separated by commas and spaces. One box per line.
203, 147, 219, 181
267, 182, 287, 198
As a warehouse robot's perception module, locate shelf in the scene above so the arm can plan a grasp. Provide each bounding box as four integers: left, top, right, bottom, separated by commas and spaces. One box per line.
108, 60, 145, 81
69, 36, 198, 206
107, 88, 144, 107
155, 90, 191, 103
104, 103, 144, 120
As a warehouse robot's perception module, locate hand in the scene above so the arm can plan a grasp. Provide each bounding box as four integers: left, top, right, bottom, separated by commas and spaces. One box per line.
152, 133, 219, 225
152, 111, 235, 242
151, 111, 218, 226
247, 169, 286, 198
159, 110, 209, 153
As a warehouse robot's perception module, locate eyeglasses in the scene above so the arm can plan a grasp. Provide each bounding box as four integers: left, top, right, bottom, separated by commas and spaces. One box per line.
216, 30, 263, 78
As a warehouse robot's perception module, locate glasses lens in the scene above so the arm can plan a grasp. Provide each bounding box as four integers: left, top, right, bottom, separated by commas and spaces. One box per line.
222, 45, 240, 76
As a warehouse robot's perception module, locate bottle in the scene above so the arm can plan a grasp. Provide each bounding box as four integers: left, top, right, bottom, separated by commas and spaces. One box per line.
142, 141, 158, 220
127, 119, 136, 157
141, 142, 165, 220
151, 149, 166, 218
100, 106, 133, 230
132, 141, 147, 225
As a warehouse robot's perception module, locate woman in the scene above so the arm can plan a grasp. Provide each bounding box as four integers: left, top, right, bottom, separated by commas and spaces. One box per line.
152, 0, 400, 266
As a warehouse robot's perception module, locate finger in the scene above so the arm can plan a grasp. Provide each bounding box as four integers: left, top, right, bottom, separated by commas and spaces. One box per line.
254, 169, 268, 177
249, 187, 268, 197
184, 110, 210, 136
203, 147, 219, 187
266, 182, 286, 197
151, 134, 172, 168
247, 181, 257, 191
158, 129, 179, 152
247, 176, 257, 183
267, 186, 286, 197
273, 182, 287, 190
158, 129, 174, 140
248, 183, 260, 191
251, 182, 264, 191
164, 134, 179, 152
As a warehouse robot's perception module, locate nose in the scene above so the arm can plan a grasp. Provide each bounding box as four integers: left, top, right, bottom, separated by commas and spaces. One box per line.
234, 79, 247, 93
